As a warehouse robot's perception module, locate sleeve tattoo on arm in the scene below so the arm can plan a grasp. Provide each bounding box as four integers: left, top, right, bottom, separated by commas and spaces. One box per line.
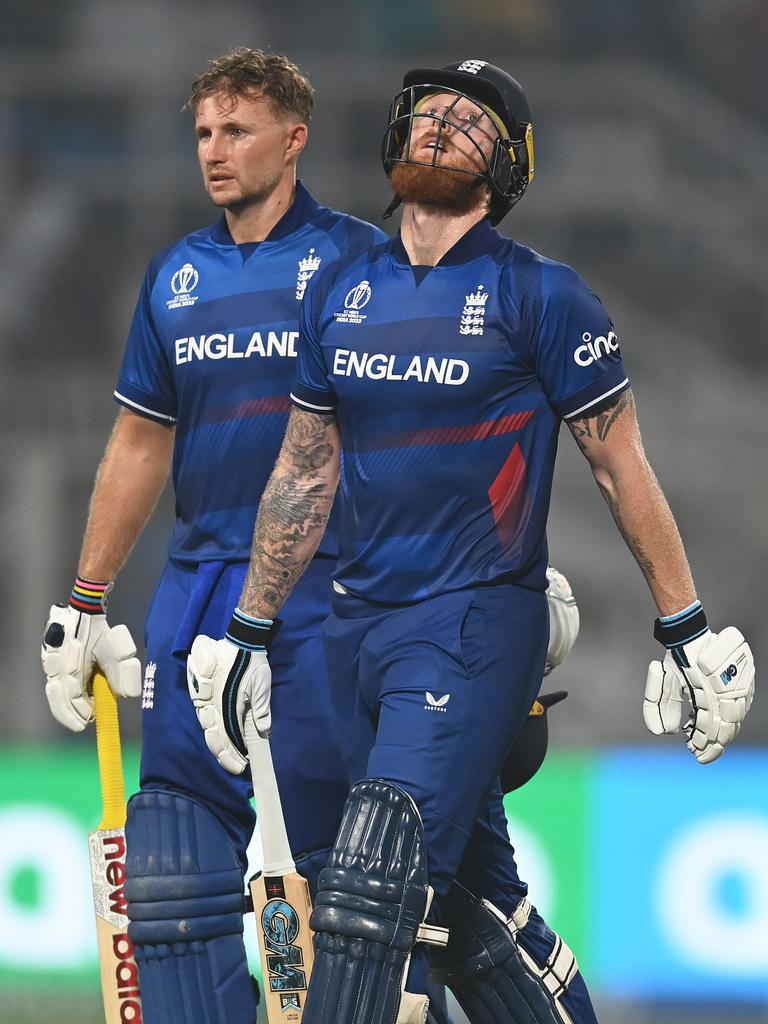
242, 410, 339, 618
567, 388, 658, 582
568, 388, 632, 455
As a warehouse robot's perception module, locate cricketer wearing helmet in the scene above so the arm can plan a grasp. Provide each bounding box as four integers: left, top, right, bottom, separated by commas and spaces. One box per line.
188, 59, 755, 1024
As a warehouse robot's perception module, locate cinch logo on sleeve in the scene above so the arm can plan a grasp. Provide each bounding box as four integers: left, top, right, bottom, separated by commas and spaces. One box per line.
332, 348, 470, 385
175, 331, 299, 364
573, 330, 619, 367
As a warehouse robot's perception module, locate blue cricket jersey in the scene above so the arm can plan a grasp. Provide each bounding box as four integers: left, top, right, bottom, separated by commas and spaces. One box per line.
292, 218, 629, 602
115, 182, 386, 563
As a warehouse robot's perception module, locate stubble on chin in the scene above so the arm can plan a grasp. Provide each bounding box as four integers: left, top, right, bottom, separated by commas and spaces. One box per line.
204, 171, 281, 212
205, 180, 241, 208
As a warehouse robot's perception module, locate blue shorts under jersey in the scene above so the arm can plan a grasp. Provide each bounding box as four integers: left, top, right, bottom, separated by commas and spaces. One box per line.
292, 218, 629, 604
114, 181, 386, 564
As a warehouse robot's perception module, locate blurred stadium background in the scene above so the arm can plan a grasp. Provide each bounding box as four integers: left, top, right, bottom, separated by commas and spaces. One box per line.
1, 1, 766, 1021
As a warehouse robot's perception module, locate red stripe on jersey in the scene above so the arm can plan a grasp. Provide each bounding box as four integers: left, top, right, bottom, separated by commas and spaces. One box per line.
369, 411, 533, 450
196, 395, 292, 427
488, 441, 533, 556
232, 396, 292, 418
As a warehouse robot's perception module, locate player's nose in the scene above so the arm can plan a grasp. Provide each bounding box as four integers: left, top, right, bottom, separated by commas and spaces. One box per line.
203, 134, 227, 164
425, 114, 453, 134
418, 118, 447, 144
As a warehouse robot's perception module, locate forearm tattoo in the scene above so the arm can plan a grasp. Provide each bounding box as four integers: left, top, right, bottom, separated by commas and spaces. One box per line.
569, 388, 659, 583
242, 411, 338, 618
597, 481, 658, 582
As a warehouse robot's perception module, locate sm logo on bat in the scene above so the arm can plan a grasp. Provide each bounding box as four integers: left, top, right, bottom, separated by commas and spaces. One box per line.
261, 898, 308, 993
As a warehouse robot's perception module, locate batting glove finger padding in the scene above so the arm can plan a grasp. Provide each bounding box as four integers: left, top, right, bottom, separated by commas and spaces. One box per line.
544, 566, 579, 674
645, 605, 755, 765
643, 659, 684, 735
681, 627, 754, 764
187, 612, 276, 776
92, 623, 142, 699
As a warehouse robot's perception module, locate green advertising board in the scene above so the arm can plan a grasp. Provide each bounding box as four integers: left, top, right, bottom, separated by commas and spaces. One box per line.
3, 742, 766, 1018
503, 752, 595, 973
0, 744, 140, 988
0, 744, 594, 991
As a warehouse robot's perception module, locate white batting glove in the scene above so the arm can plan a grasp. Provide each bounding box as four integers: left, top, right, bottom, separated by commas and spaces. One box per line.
187, 609, 278, 775
545, 566, 580, 674
41, 578, 142, 732
643, 602, 755, 764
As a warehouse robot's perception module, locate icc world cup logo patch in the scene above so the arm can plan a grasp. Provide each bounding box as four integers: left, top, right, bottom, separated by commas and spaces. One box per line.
167, 262, 200, 310
334, 280, 372, 324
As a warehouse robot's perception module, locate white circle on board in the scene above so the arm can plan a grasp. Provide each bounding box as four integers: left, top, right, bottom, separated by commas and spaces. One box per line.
0, 806, 94, 968
507, 815, 554, 919
656, 813, 768, 973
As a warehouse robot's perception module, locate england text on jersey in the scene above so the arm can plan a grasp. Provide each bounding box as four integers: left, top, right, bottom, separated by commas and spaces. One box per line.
174, 331, 298, 364
292, 218, 629, 602
113, 182, 386, 563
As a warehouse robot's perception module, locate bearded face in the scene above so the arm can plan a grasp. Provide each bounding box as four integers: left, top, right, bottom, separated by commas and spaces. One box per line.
388, 90, 499, 213
388, 159, 487, 212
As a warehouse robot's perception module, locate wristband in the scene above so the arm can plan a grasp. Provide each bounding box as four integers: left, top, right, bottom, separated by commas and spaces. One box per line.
70, 577, 113, 615
653, 600, 708, 668
225, 608, 282, 652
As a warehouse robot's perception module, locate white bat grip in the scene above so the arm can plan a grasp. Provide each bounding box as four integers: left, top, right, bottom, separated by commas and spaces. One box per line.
244, 715, 297, 877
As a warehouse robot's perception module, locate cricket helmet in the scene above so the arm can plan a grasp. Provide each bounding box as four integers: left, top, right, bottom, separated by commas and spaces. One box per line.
500, 691, 567, 794
381, 59, 534, 224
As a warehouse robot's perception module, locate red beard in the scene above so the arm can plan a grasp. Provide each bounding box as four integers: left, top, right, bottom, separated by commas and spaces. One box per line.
389, 159, 488, 214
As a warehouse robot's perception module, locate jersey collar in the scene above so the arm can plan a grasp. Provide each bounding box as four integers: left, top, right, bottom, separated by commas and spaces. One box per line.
208, 181, 321, 247
390, 216, 503, 268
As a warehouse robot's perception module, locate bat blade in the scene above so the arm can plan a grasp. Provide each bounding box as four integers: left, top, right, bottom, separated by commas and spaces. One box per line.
250, 868, 315, 1023
88, 825, 142, 1021
245, 720, 315, 1024
89, 672, 143, 1023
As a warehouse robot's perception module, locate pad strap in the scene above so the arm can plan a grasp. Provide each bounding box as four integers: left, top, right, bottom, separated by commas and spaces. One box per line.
432, 883, 575, 1024
537, 934, 578, 1000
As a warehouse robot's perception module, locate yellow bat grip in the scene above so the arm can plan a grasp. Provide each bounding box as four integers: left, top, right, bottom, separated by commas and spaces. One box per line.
92, 672, 127, 831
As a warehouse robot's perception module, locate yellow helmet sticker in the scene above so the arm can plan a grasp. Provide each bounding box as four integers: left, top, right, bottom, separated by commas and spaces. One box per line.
525, 122, 535, 182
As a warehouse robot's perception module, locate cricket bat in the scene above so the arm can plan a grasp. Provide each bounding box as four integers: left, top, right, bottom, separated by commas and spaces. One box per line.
88, 672, 143, 1023
245, 716, 315, 1024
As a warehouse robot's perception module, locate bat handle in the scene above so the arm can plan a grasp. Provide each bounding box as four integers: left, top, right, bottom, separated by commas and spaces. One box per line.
244, 715, 298, 876
92, 672, 127, 831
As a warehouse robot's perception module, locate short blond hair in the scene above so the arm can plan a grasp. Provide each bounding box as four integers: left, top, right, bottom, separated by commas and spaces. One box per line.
185, 48, 314, 123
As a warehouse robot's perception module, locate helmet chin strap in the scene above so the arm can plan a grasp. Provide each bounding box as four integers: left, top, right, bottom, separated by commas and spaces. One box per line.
382, 194, 402, 220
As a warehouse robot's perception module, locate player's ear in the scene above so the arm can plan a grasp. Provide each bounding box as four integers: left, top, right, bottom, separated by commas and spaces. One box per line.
285, 122, 308, 161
